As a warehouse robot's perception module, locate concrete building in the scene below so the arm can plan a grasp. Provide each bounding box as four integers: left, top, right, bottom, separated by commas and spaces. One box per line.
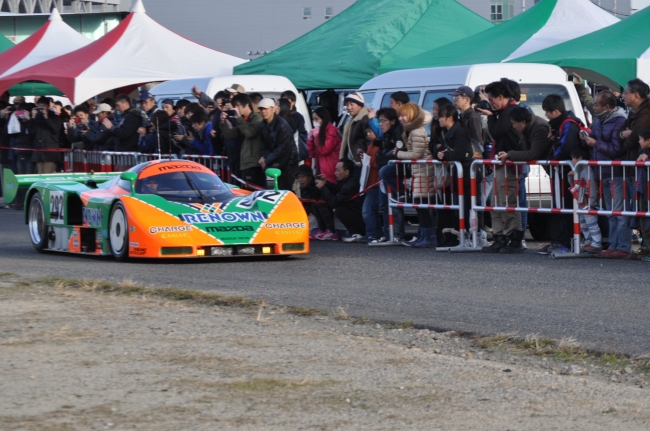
0, 0, 121, 13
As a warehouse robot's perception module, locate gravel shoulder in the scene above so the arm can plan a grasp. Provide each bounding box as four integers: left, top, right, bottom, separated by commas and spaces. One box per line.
1, 274, 650, 430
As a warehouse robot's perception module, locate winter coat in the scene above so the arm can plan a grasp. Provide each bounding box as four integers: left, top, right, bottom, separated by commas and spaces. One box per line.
290, 109, 308, 153
138, 121, 176, 154
488, 101, 522, 157
460, 107, 484, 146
507, 115, 553, 162
548, 111, 584, 161
82, 116, 115, 151
339, 107, 369, 163
220, 111, 264, 171
622, 98, 650, 161
261, 115, 298, 170
376, 124, 402, 169
440, 122, 473, 174
590, 108, 627, 177
397, 107, 433, 199
366, 140, 381, 186
30, 111, 62, 163
307, 123, 341, 183
319, 174, 363, 212
189, 123, 215, 155
67, 120, 98, 149
9, 116, 33, 159
107, 108, 141, 152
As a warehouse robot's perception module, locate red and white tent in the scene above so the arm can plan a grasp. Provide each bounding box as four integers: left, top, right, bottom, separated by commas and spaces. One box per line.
0, 0, 246, 103
0, 8, 90, 78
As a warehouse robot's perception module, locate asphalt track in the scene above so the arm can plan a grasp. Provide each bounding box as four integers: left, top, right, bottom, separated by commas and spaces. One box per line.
1, 207, 649, 356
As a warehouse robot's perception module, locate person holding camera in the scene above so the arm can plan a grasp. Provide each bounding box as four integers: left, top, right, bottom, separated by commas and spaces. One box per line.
66, 105, 94, 149
30, 97, 62, 174
78, 103, 114, 151
316, 158, 365, 242
102, 94, 141, 152
220, 93, 265, 187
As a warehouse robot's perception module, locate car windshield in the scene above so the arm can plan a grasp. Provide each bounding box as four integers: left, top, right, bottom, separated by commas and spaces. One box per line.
136, 171, 234, 203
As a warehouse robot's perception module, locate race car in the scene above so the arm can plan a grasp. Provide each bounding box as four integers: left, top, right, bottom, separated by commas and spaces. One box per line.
2, 160, 309, 260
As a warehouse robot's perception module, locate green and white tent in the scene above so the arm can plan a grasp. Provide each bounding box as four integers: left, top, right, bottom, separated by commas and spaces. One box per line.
233, 0, 493, 89
511, 6, 650, 90
379, 0, 619, 74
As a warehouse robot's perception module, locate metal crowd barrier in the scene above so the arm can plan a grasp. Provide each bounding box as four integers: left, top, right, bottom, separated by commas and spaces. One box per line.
470, 159, 580, 257
181, 154, 231, 183
387, 160, 472, 251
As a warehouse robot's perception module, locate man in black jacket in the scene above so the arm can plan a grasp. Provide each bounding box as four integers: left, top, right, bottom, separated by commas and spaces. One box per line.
258, 98, 298, 191
477, 80, 523, 253
30, 97, 62, 174
316, 158, 365, 242
102, 95, 140, 152
281, 90, 308, 160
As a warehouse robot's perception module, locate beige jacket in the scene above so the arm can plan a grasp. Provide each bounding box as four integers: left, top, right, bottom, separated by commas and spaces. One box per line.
397, 107, 433, 198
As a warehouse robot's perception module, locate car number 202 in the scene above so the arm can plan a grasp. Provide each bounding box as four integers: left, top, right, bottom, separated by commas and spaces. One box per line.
49, 191, 65, 224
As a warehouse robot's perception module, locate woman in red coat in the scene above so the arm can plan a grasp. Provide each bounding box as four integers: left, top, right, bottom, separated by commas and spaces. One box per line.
307, 107, 341, 183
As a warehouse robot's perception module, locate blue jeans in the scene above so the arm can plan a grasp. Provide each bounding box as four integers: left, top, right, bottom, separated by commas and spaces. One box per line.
602, 177, 632, 252
379, 164, 404, 239
362, 186, 383, 239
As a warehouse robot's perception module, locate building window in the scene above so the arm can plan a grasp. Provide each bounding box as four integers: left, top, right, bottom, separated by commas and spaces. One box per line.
303, 7, 312, 20
325, 7, 333, 19
490, 3, 503, 22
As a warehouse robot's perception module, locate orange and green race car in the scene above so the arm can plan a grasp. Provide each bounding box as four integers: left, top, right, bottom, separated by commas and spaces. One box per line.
2, 160, 309, 260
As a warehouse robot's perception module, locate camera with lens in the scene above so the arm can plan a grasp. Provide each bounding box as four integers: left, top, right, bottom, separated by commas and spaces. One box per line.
475, 100, 492, 112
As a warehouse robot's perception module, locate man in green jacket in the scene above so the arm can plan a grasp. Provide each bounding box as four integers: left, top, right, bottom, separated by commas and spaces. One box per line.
220, 93, 265, 188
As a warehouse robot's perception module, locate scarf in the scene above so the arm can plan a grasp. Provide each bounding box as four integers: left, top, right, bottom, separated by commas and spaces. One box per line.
594, 109, 614, 122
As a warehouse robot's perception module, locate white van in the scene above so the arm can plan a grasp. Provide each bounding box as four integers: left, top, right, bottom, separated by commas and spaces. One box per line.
149, 75, 311, 132
359, 63, 585, 240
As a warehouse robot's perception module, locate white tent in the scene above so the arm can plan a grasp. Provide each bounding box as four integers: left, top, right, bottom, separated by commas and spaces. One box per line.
0, 8, 90, 78
0, 0, 246, 103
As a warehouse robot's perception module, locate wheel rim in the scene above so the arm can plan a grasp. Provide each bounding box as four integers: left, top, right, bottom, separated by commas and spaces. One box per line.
28, 197, 44, 245
110, 207, 127, 254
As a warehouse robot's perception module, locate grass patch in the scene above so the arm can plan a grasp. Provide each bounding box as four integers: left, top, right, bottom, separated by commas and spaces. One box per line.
225, 378, 336, 392
474, 332, 650, 374
351, 316, 372, 325
0, 272, 14, 277
385, 321, 414, 330
287, 307, 327, 317
36, 277, 259, 309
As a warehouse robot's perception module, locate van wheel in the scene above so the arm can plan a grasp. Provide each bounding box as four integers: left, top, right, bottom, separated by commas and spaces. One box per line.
528, 213, 550, 241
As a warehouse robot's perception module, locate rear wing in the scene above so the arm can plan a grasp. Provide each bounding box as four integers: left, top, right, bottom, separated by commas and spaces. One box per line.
2, 169, 120, 204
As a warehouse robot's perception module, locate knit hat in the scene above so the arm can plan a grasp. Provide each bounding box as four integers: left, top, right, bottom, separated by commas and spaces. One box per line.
293, 164, 315, 178
344, 92, 365, 107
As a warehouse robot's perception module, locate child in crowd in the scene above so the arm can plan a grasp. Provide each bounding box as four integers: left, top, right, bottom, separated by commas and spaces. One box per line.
569, 146, 602, 253
359, 125, 383, 242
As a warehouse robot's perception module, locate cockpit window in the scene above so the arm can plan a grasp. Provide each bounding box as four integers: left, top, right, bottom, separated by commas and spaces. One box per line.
136, 171, 234, 203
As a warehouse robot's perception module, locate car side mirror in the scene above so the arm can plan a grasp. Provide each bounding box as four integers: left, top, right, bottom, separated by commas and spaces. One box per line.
265, 168, 281, 191
120, 172, 138, 194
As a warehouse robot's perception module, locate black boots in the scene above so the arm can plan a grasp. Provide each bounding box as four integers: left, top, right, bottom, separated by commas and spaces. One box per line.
500, 230, 526, 254
481, 234, 508, 253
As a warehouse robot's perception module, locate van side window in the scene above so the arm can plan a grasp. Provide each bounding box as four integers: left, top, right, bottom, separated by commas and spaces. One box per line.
380, 91, 420, 108
516, 84, 574, 118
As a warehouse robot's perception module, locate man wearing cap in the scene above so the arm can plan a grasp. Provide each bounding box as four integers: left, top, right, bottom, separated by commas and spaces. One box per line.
81, 103, 115, 151
294, 165, 337, 240
139, 91, 159, 127
220, 93, 265, 188
258, 98, 298, 191
452, 86, 484, 146
339, 92, 369, 167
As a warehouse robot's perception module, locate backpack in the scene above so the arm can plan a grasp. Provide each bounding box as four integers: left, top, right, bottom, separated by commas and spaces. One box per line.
559, 118, 591, 139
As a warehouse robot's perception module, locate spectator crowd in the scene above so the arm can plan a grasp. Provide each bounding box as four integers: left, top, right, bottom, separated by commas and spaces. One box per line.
1, 75, 650, 260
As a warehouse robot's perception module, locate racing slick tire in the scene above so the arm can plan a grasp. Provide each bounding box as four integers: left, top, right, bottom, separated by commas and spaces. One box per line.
109, 202, 130, 261
28, 192, 48, 252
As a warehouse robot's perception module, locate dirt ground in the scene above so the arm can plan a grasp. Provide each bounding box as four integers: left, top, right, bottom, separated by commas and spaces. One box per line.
1, 275, 650, 431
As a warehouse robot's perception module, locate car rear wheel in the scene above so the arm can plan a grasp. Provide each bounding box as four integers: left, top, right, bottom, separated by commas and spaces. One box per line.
109, 202, 129, 261
28, 192, 47, 252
